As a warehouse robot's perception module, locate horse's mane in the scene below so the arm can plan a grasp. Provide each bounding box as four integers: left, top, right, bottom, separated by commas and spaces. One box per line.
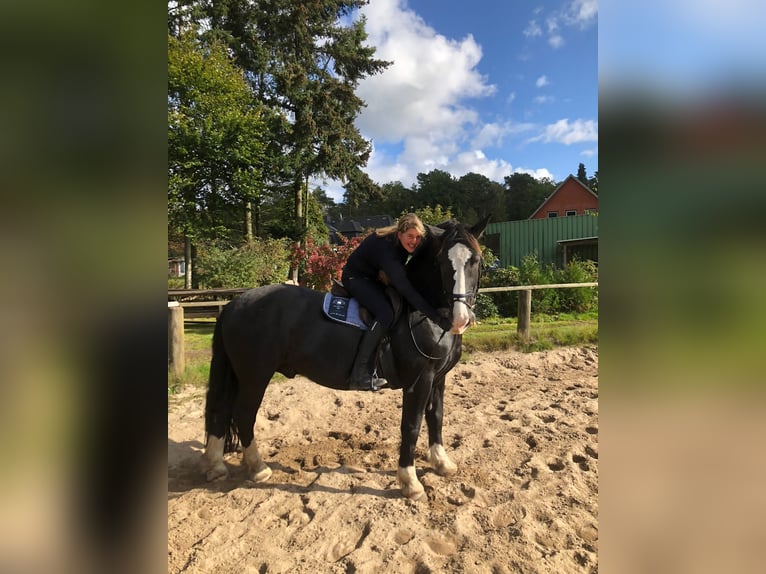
434, 219, 482, 258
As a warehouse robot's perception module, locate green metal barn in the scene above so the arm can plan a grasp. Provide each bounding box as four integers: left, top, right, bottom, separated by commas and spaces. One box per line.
485, 215, 598, 268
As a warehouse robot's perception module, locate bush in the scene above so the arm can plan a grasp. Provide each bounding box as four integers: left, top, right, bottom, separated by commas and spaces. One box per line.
479, 254, 598, 317
290, 233, 363, 291
473, 293, 499, 320
195, 238, 291, 288
555, 257, 598, 312
519, 253, 560, 314
481, 266, 521, 317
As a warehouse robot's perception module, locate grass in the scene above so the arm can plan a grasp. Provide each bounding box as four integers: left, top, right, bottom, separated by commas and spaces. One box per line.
168, 313, 598, 394
463, 312, 598, 354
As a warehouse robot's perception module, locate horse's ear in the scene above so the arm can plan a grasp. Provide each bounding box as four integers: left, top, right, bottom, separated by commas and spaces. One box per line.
426, 224, 445, 238
469, 214, 491, 239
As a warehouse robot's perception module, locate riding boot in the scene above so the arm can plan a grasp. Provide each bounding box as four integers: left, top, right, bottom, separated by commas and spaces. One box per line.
347, 321, 388, 391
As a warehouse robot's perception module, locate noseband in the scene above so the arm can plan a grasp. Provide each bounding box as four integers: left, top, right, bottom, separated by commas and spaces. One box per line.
451, 292, 477, 310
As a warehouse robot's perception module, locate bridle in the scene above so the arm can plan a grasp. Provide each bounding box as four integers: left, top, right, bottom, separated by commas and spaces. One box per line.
450, 289, 478, 310
445, 249, 481, 311
437, 227, 482, 312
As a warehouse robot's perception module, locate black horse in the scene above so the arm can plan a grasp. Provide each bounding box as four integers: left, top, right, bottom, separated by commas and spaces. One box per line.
202, 216, 489, 500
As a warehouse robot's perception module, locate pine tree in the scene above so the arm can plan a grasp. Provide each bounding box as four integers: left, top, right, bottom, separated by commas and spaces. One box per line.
577, 162, 588, 184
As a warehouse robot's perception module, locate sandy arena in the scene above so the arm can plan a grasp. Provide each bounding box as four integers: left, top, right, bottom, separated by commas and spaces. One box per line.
168, 346, 598, 573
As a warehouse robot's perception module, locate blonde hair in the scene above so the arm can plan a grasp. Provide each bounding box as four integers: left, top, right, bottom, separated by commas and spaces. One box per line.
375, 213, 426, 238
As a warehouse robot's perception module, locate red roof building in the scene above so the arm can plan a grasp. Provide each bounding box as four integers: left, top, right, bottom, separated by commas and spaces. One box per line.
528, 175, 598, 219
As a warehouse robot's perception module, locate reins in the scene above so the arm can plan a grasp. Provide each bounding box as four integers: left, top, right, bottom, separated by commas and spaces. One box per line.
408, 313, 450, 360
407, 225, 481, 360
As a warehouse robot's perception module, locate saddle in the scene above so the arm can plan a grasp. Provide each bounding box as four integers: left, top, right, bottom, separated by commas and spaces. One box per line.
322, 279, 403, 329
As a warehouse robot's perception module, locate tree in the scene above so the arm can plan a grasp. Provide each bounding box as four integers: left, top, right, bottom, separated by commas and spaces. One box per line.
503, 173, 556, 220
414, 170, 460, 214
168, 31, 267, 287
409, 205, 453, 225
343, 168, 382, 217
577, 162, 588, 184
195, 0, 390, 279
588, 170, 599, 194
457, 172, 504, 222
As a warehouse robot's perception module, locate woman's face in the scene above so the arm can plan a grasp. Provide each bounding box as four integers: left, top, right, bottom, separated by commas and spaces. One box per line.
398, 228, 423, 254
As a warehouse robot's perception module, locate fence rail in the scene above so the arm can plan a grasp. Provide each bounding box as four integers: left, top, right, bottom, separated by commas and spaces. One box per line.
479, 282, 598, 293
167, 282, 598, 377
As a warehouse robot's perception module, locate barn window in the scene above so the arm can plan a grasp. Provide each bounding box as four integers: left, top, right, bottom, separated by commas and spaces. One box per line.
565, 210, 577, 216
547, 211, 558, 218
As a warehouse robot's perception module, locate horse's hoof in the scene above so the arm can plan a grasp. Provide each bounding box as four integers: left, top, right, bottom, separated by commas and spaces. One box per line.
397, 466, 425, 501
427, 445, 458, 476
433, 461, 458, 476
206, 463, 229, 482
249, 464, 272, 483
403, 485, 426, 501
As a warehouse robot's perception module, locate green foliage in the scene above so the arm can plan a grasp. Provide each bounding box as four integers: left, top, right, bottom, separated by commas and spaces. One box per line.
478, 254, 598, 318
519, 253, 560, 314
168, 31, 266, 244
474, 293, 499, 320
407, 204, 454, 225
481, 266, 521, 317
195, 238, 291, 289
556, 257, 599, 312
503, 172, 556, 220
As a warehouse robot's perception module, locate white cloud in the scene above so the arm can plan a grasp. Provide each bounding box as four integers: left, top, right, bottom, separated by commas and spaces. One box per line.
523, 20, 542, 38
448, 150, 512, 182
313, 0, 587, 202
533, 95, 555, 104
525, 1, 597, 49
565, 0, 599, 27
471, 121, 536, 148
529, 119, 598, 145
513, 167, 555, 181
356, 0, 494, 143
548, 35, 564, 49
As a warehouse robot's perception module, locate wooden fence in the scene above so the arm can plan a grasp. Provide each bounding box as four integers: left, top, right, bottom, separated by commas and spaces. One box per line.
167, 282, 598, 377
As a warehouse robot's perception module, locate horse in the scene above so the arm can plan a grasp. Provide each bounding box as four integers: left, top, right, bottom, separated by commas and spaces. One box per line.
202, 216, 489, 500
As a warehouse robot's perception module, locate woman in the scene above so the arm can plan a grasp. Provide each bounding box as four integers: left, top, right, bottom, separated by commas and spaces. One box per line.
341, 213, 454, 391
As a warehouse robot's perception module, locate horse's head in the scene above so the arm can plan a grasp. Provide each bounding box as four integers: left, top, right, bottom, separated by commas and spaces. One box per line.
417, 215, 490, 335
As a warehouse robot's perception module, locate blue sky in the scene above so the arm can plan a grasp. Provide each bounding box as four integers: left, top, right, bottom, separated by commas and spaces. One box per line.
599, 0, 766, 94
320, 0, 598, 202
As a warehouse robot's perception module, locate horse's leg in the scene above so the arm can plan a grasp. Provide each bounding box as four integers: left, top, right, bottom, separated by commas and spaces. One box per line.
204, 321, 236, 481
233, 372, 273, 483
396, 377, 433, 501
425, 374, 457, 476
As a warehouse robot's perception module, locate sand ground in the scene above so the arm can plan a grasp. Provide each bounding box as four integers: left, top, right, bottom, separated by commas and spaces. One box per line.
168, 346, 598, 573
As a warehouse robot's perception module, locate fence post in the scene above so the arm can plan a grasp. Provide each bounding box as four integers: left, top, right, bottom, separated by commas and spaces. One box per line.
168, 302, 185, 377
517, 289, 531, 339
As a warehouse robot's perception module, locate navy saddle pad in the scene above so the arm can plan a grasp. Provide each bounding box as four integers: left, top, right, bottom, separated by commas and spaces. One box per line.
322, 294, 368, 330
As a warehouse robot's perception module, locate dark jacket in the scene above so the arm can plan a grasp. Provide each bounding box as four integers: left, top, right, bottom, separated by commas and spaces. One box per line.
342, 232, 441, 323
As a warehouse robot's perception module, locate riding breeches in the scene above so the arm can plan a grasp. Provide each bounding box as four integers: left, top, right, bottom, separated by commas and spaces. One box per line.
341, 275, 394, 330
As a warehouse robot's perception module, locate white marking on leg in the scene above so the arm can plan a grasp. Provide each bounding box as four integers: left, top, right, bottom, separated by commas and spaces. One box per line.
427, 443, 458, 476
243, 441, 272, 482
204, 435, 228, 481
397, 466, 425, 501
447, 243, 472, 333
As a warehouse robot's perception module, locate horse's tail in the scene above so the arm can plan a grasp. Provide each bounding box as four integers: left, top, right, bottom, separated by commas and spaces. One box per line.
204, 317, 240, 453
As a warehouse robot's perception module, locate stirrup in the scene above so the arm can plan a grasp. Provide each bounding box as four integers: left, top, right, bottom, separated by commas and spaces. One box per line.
370, 369, 389, 391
